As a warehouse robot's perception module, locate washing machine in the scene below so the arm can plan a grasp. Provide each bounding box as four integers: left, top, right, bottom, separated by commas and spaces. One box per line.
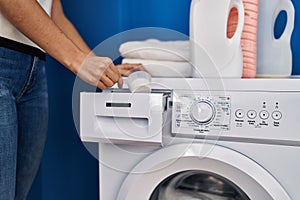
80, 78, 300, 200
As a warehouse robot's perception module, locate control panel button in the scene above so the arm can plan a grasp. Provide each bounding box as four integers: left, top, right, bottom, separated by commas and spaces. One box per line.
247, 110, 257, 119
259, 110, 269, 120
190, 101, 215, 124
272, 111, 282, 120
235, 109, 245, 118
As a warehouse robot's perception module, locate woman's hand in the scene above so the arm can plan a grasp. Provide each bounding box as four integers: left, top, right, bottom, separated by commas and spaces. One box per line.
76, 55, 123, 90
117, 63, 147, 76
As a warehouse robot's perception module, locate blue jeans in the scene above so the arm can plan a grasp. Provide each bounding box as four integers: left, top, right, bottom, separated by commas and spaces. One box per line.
0, 47, 48, 200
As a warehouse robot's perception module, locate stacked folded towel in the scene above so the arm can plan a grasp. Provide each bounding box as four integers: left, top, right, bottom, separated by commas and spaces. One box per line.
119, 39, 192, 77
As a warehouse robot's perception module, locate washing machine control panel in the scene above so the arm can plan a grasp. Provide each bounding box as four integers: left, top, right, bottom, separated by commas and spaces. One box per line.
172, 91, 231, 134
171, 89, 300, 143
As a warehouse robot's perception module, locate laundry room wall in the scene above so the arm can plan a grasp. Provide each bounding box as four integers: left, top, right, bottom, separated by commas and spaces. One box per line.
28, 0, 299, 199
291, 0, 300, 74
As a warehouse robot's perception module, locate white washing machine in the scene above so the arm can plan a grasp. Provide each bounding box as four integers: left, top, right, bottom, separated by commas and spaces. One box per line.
80, 78, 300, 200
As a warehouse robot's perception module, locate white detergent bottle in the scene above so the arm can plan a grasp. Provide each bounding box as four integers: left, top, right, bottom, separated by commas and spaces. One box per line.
190, 0, 244, 78
256, 0, 295, 77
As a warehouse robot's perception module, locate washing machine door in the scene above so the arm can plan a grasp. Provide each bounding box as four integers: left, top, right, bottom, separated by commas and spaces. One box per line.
117, 143, 290, 200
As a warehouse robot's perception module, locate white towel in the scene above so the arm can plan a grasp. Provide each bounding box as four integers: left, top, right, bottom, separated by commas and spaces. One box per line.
120, 39, 190, 62
122, 58, 193, 78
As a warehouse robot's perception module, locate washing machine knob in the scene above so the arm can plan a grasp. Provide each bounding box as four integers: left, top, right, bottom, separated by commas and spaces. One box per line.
190, 100, 215, 125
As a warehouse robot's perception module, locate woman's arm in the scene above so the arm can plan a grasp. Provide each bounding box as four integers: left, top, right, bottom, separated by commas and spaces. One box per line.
0, 0, 84, 72
51, 0, 91, 54
0, 0, 121, 89
50, 0, 144, 78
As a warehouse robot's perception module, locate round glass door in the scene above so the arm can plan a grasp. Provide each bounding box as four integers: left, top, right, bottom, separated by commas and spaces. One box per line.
117, 143, 290, 200
150, 170, 250, 200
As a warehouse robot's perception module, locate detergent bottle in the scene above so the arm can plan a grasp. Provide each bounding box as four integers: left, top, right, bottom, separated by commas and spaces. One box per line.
227, 0, 259, 78
190, 0, 244, 78
256, 0, 295, 77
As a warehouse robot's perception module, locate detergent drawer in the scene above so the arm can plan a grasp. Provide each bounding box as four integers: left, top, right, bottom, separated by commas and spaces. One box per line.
80, 90, 167, 145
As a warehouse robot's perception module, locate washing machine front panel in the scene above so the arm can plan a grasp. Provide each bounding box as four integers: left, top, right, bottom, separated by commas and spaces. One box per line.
79, 78, 300, 200
117, 143, 290, 200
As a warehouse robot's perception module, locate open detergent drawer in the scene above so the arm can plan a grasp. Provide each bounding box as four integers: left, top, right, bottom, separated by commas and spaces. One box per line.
80, 90, 168, 145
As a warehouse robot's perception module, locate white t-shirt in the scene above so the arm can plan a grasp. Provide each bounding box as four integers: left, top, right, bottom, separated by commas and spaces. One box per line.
0, 0, 53, 51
